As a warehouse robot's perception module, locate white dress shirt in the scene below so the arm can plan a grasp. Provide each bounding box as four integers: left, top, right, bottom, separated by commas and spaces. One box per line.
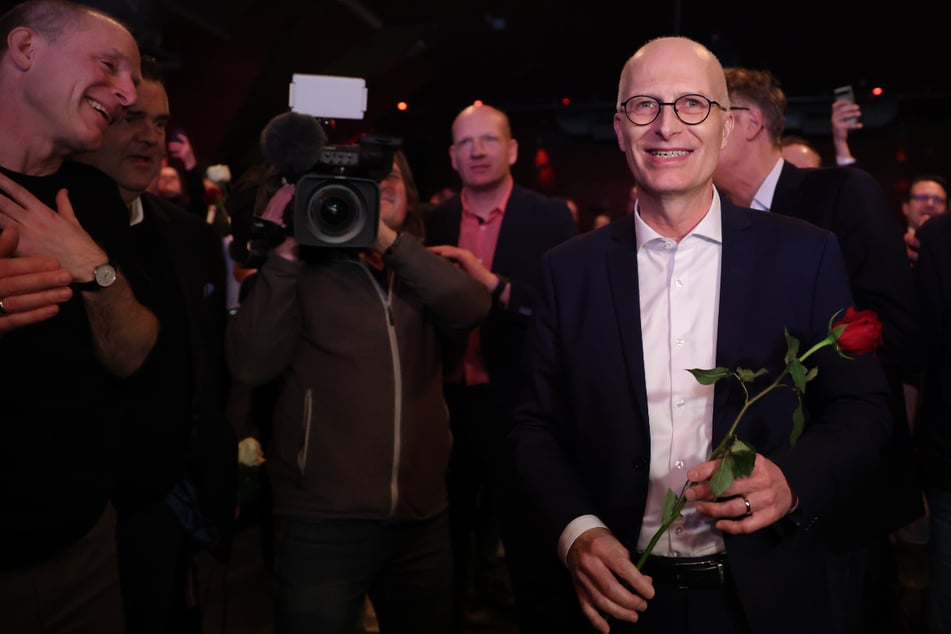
558, 190, 726, 564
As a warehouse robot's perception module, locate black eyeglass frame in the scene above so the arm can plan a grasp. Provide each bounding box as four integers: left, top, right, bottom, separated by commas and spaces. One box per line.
617, 93, 729, 126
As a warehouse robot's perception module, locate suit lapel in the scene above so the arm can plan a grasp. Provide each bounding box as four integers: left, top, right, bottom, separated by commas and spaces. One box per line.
769, 163, 805, 217
606, 219, 649, 427
713, 202, 754, 439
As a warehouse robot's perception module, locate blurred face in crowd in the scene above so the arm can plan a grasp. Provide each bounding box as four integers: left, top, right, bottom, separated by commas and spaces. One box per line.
378, 159, 408, 231
613, 37, 733, 206
76, 78, 168, 201
903, 179, 948, 230
150, 164, 183, 198
449, 105, 518, 193
20, 11, 140, 162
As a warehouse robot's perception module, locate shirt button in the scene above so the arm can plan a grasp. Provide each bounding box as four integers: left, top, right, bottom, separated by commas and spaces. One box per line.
675, 527, 684, 535
675, 460, 685, 469
664, 241, 673, 250
676, 400, 685, 408
675, 338, 684, 347
674, 279, 684, 288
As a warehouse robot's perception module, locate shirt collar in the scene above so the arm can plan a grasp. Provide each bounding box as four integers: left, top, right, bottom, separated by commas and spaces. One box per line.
129, 196, 144, 226
751, 157, 784, 211
633, 189, 723, 251
461, 177, 514, 222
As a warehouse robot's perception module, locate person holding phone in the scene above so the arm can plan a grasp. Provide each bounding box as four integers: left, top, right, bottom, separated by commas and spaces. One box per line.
832, 85, 862, 166
153, 127, 209, 219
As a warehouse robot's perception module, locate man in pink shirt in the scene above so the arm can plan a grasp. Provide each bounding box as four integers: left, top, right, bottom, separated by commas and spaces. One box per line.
426, 103, 578, 631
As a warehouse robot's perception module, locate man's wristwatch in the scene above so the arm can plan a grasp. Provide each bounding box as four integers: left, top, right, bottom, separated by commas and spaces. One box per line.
74, 262, 118, 291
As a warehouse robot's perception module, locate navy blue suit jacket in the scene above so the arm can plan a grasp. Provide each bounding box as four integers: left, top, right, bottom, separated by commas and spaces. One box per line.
509, 198, 892, 632
770, 162, 917, 370
770, 162, 923, 538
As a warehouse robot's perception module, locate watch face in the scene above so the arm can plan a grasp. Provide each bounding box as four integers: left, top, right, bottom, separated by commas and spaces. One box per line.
94, 264, 117, 287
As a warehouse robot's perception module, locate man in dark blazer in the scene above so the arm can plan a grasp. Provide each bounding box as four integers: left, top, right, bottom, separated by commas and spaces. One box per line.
912, 210, 951, 634
714, 67, 922, 634
508, 36, 893, 634
424, 103, 577, 630
74, 58, 236, 633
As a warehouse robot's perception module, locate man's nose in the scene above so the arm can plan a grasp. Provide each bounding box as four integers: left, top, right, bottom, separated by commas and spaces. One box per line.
115, 73, 137, 108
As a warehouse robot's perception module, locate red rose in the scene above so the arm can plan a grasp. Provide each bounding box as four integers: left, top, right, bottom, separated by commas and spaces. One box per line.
832, 307, 883, 355
204, 183, 223, 205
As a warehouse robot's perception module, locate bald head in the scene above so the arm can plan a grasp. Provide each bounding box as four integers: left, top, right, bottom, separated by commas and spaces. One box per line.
781, 139, 822, 168
617, 36, 729, 109
452, 104, 512, 142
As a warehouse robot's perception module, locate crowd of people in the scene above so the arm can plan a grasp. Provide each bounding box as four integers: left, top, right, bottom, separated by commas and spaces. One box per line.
0, 2, 948, 634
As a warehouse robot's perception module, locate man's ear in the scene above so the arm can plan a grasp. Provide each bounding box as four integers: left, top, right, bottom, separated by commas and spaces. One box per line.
448, 144, 459, 172
720, 112, 735, 149
613, 114, 626, 152
745, 107, 766, 140
507, 138, 518, 166
732, 106, 764, 142
7, 27, 37, 71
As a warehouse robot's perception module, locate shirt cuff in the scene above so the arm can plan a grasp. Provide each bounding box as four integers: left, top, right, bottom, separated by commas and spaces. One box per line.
835, 156, 856, 166
557, 514, 607, 566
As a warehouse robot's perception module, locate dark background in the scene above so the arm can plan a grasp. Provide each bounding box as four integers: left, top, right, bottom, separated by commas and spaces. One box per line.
13, 0, 951, 223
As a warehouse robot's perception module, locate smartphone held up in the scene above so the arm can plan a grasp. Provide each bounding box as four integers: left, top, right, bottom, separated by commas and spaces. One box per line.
833, 85, 859, 124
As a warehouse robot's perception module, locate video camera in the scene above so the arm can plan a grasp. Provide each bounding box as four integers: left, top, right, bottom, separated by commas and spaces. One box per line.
255, 74, 401, 251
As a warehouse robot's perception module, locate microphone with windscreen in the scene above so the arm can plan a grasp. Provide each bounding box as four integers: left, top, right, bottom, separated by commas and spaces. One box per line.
260, 111, 328, 183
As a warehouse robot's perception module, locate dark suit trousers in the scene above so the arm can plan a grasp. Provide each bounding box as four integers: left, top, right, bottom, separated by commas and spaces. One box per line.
444, 382, 511, 628
612, 579, 751, 634
116, 499, 194, 634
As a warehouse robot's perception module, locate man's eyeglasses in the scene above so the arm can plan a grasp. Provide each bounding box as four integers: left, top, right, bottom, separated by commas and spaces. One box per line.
617, 94, 728, 126
910, 193, 948, 205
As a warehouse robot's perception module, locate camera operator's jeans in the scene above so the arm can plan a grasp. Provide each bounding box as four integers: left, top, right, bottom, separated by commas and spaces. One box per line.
273, 512, 453, 634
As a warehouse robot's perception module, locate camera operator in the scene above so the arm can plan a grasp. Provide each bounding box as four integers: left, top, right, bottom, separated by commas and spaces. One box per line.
225, 149, 491, 634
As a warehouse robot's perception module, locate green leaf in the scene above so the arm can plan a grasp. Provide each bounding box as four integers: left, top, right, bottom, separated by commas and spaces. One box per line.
789, 357, 808, 394
730, 439, 756, 476
784, 328, 801, 366
688, 367, 732, 385
805, 366, 818, 383
790, 400, 805, 447
736, 367, 768, 383
661, 488, 682, 524
711, 438, 757, 498
710, 459, 735, 499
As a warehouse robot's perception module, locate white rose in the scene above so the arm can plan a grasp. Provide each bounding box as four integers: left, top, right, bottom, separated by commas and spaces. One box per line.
237, 437, 266, 467
206, 164, 232, 185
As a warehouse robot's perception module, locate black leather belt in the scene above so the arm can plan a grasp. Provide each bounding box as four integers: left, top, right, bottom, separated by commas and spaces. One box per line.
640, 553, 729, 590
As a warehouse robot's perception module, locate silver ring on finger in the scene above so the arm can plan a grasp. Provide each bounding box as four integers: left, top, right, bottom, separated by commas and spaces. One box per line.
742, 496, 752, 516
0, 297, 7, 315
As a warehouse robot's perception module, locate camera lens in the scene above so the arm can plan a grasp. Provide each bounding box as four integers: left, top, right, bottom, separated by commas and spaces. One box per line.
317, 196, 353, 231
306, 183, 365, 243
